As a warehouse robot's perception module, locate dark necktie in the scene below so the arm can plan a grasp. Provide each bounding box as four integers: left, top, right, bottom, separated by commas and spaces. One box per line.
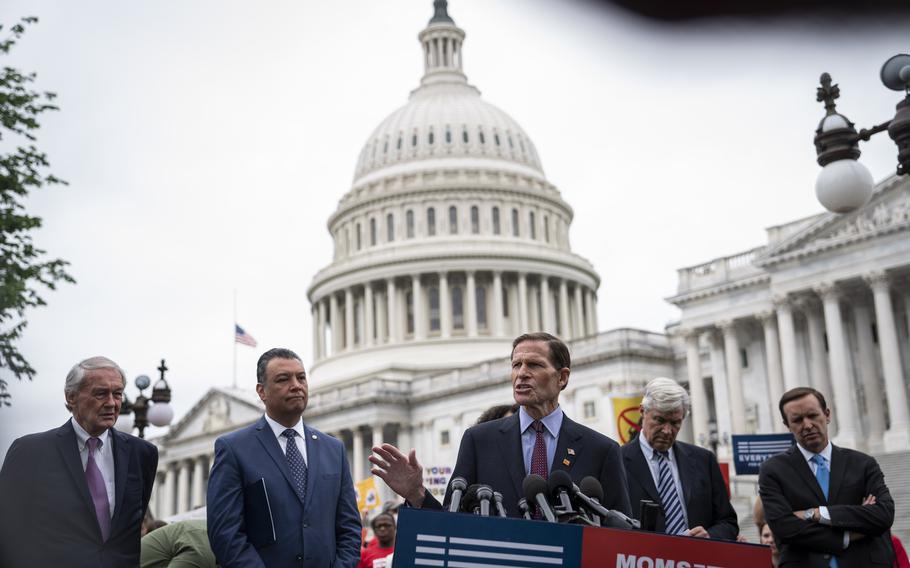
85, 437, 111, 541
655, 450, 687, 536
530, 421, 548, 519
282, 429, 308, 502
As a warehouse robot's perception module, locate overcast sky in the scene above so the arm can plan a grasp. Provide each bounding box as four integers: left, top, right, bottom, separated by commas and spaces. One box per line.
0, 0, 907, 458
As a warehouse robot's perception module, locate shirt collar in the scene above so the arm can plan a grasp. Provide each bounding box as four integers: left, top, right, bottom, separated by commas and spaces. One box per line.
518, 405, 563, 437
797, 441, 832, 464
638, 431, 674, 462
264, 413, 304, 440
71, 416, 110, 450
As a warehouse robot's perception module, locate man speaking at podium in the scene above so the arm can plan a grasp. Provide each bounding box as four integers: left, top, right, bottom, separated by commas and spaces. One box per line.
370, 332, 632, 518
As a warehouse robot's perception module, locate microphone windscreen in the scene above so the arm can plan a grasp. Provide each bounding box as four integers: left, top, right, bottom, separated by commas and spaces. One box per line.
547, 470, 573, 496
522, 474, 548, 502
579, 476, 604, 501
476, 485, 493, 500
450, 477, 468, 492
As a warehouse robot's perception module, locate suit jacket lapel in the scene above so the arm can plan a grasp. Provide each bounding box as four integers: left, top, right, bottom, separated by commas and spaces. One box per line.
552, 416, 584, 476
497, 415, 525, 499
673, 443, 695, 506
110, 429, 131, 530
254, 417, 303, 505
625, 439, 660, 503
787, 446, 826, 504
55, 421, 100, 537
303, 424, 321, 511
828, 445, 846, 503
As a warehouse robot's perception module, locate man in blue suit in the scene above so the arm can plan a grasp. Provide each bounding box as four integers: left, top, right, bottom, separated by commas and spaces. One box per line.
207, 348, 361, 568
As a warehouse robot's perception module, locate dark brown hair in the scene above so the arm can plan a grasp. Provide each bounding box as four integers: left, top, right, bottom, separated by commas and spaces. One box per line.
476, 403, 520, 424
511, 332, 571, 370
778, 387, 827, 424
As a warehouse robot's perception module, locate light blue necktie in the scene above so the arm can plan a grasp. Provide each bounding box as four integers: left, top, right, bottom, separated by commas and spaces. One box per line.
656, 451, 687, 536
811, 454, 837, 568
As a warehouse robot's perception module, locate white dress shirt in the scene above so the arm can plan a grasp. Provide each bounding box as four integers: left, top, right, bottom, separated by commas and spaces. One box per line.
264, 414, 308, 466
71, 417, 115, 516
638, 434, 689, 526
796, 441, 849, 549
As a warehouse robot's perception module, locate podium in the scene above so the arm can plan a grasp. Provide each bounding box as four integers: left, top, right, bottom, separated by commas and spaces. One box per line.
394, 508, 770, 567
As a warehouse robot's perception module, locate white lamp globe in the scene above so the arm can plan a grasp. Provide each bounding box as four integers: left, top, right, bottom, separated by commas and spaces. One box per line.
815, 159, 874, 213
114, 413, 134, 433
147, 403, 174, 427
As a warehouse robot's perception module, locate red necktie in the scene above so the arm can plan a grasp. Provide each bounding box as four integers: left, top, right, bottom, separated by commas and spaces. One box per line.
530, 421, 548, 519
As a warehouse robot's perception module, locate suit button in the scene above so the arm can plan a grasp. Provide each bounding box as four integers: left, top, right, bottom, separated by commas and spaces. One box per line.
303, 523, 309, 528
296, 555, 303, 562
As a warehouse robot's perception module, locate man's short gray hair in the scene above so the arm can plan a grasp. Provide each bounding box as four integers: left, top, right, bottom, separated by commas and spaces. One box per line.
641, 377, 690, 417
64, 356, 127, 410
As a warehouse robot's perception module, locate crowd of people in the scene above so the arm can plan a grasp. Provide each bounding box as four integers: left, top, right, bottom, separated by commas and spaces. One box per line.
0, 332, 904, 567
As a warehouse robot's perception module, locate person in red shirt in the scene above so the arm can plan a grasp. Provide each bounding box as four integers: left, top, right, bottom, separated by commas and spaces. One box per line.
358, 513, 395, 568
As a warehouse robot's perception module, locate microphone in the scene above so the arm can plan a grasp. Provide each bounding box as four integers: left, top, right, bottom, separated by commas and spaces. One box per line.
578, 477, 639, 529
522, 474, 556, 523
476, 485, 493, 517
639, 500, 660, 532
492, 491, 508, 518
517, 497, 533, 520
448, 477, 468, 513
548, 470, 576, 513
463, 484, 481, 514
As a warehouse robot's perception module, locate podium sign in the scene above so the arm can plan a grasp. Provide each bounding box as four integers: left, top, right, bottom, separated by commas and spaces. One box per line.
395, 508, 770, 568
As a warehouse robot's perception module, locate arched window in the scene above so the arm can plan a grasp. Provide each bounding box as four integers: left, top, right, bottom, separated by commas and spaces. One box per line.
427, 208, 436, 236
462, 127, 469, 143
470, 206, 479, 234
511, 208, 520, 237
412, 130, 418, 147
529, 212, 537, 240
478, 128, 486, 145
445, 126, 452, 144
476, 286, 487, 329
502, 288, 509, 316
370, 218, 377, 246
406, 210, 415, 238
452, 286, 464, 330
428, 128, 435, 145
492, 207, 500, 235
344, 227, 350, 254
494, 133, 501, 146
449, 206, 458, 234
386, 213, 395, 242
429, 287, 440, 332
397, 135, 402, 150
356, 223, 362, 250
406, 290, 414, 335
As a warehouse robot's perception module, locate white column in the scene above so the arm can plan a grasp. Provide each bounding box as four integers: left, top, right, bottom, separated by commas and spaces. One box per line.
352, 427, 364, 482
774, 295, 800, 391
376, 290, 388, 344
344, 288, 355, 350
466, 271, 477, 337
540, 277, 553, 333
387, 279, 398, 342
330, 293, 341, 354
364, 284, 374, 347
757, 311, 787, 433
439, 272, 451, 338
573, 285, 585, 339
684, 329, 710, 447
162, 466, 175, 518
175, 460, 189, 515
866, 272, 910, 451
191, 457, 205, 509
518, 273, 529, 332
558, 279, 570, 339
413, 275, 425, 340
396, 424, 412, 453
317, 299, 327, 359
585, 289, 597, 336
814, 282, 860, 449
590, 291, 599, 333
492, 271, 504, 337
797, 297, 832, 395
851, 299, 885, 451
718, 320, 746, 434
372, 423, 384, 448
311, 306, 318, 363
709, 332, 733, 460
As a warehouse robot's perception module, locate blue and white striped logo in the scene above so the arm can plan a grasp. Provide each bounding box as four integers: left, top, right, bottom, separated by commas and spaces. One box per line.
414, 533, 565, 567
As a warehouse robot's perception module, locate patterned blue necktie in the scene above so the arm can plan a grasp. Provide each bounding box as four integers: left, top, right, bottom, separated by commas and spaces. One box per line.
282, 429, 308, 502
811, 454, 837, 568
656, 451, 688, 536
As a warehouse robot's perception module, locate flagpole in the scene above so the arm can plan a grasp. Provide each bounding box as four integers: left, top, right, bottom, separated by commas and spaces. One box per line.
232, 288, 238, 389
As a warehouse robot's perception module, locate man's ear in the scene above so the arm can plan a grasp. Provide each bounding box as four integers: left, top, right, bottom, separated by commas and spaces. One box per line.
558, 368, 570, 391
255, 382, 266, 401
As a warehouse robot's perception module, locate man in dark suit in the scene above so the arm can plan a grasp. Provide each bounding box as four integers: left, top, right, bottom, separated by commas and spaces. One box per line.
370, 332, 632, 517
759, 386, 895, 567
0, 356, 158, 568
621, 377, 738, 539
207, 347, 361, 568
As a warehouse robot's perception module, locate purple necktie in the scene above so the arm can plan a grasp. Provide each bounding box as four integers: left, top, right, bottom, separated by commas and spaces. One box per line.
86, 437, 111, 541
530, 421, 548, 519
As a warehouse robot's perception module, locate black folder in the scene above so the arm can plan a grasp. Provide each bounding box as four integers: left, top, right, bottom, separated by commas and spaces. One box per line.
243, 478, 277, 548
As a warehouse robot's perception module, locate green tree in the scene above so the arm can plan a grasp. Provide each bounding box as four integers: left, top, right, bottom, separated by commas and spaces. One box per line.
0, 16, 73, 406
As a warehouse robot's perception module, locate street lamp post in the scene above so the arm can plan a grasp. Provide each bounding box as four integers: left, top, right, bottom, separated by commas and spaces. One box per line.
813, 53, 910, 213
116, 359, 175, 438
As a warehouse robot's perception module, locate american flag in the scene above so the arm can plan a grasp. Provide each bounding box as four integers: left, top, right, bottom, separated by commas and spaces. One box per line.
235, 324, 258, 347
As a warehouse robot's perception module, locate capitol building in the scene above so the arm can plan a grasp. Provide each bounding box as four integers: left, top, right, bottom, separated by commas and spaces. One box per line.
149, 1, 910, 536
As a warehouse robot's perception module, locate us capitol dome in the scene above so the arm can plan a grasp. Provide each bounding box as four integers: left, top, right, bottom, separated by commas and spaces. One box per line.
307, 0, 602, 386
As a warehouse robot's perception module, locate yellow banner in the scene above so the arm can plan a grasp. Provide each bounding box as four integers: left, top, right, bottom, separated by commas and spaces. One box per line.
355, 477, 382, 514
612, 395, 642, 445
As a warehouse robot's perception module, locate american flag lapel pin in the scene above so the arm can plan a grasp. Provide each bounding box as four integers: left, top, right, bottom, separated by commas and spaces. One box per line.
567, 448, 576, 456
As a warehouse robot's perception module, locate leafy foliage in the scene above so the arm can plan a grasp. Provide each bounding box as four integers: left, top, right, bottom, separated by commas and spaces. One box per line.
0, 17, 74, 406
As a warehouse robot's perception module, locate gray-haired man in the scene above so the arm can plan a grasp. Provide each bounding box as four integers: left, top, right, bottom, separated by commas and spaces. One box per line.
621, 377, 738, 540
